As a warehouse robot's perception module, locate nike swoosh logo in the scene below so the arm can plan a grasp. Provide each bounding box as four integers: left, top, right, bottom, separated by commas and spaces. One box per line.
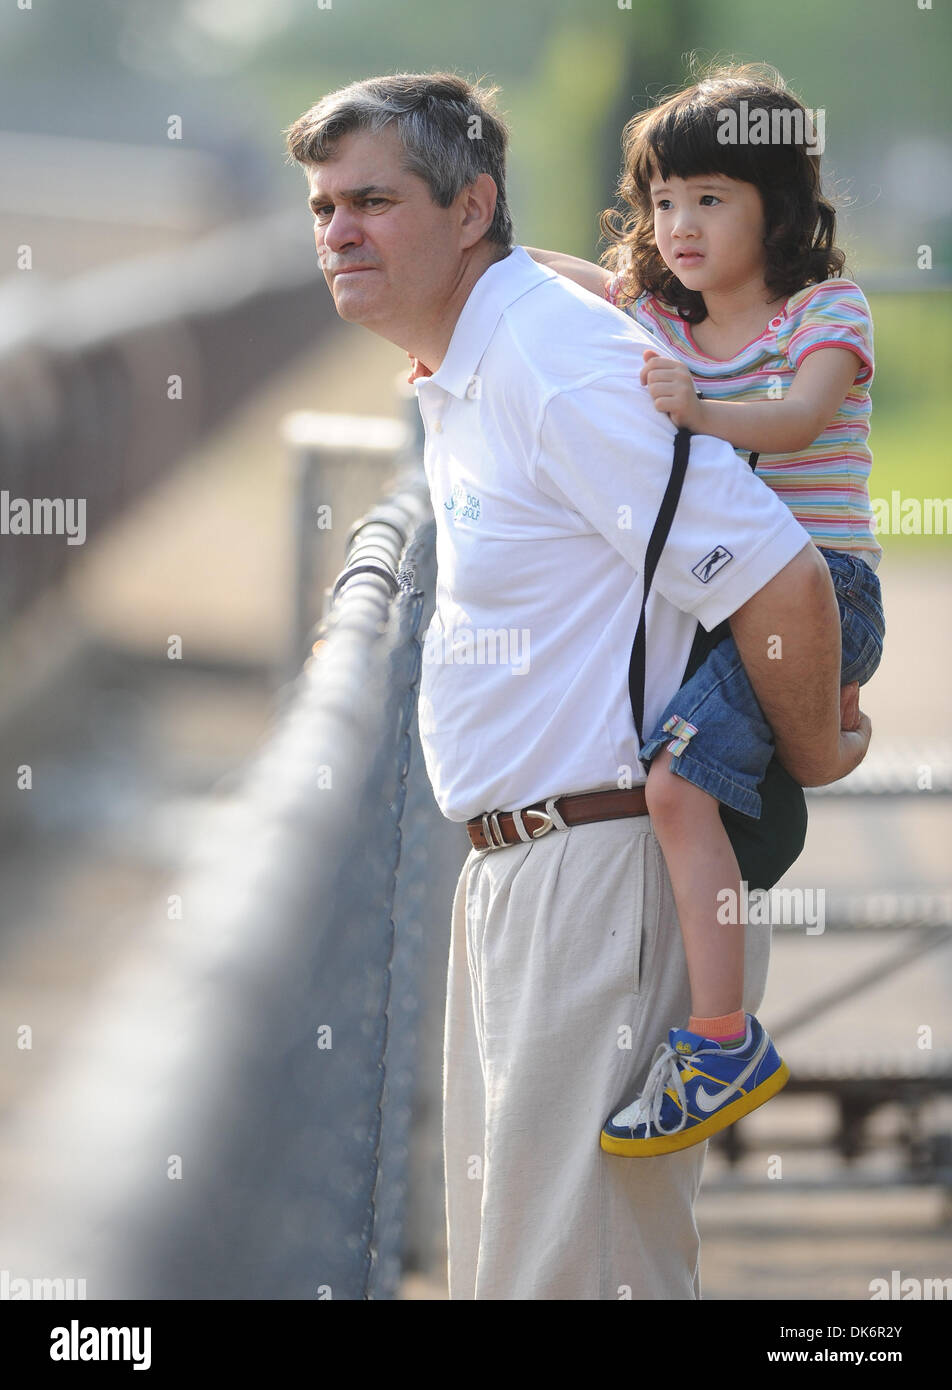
693, 1034, 769, 1113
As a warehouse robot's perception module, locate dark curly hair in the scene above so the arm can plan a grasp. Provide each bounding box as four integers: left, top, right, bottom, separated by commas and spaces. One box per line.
599, 62, 845, 323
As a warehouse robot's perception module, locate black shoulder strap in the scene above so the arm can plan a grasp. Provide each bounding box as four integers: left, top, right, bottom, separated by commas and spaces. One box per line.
627, 430, 760, 762
627, 426, 692, 753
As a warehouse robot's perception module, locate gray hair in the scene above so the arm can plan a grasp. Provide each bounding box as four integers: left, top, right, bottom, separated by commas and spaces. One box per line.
284, 72, 513, 248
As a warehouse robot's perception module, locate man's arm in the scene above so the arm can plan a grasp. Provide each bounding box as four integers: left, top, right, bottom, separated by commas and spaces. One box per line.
529, 363, 870, 791
728, 541, 871, 786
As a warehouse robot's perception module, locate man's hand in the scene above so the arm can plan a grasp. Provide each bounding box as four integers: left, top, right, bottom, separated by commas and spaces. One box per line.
640, 349, 705, 431
824, 713, 872, 786
821, 680, 870, 788
840, 680, 860, 732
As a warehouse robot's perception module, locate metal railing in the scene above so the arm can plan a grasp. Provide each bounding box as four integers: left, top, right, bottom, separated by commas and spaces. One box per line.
0, 425, 467, 1299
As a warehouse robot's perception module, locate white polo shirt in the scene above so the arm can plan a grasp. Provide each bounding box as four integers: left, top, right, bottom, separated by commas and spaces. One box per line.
414, 245, 810, 824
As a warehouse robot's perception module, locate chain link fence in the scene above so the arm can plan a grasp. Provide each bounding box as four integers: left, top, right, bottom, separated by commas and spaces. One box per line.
0, 428, 466, 1299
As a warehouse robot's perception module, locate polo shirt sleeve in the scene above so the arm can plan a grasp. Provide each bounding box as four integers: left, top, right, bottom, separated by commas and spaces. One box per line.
530, 373, 811, 631
783, 281, 874, 385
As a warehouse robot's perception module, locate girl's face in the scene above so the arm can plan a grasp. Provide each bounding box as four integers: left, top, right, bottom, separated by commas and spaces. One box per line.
648, 171, 769, 298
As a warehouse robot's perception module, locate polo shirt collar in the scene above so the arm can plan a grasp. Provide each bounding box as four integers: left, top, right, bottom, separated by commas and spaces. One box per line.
418, 245, 555, 400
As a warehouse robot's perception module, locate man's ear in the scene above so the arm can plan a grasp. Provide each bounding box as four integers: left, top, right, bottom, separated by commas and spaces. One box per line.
458, 173, 498, 250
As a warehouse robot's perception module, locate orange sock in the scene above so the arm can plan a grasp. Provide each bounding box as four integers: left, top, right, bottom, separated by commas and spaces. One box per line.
689, 1009, 746, 1041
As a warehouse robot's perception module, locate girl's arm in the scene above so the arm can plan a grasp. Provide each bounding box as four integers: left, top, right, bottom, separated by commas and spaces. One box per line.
523, 246, 613, 299
642, 347, 864, 454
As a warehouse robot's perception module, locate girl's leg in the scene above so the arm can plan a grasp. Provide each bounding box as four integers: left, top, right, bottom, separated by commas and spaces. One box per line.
601, 659, 793, 1154
645, 752, 744, 1030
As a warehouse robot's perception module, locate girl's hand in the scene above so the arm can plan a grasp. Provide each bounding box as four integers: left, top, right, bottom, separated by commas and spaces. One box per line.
639, 349, 704, 431
406, 352, 432, 384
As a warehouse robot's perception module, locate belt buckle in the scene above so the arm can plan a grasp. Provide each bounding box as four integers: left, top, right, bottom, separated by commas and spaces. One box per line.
479, 804, 556, 851
524, 809, 554, 838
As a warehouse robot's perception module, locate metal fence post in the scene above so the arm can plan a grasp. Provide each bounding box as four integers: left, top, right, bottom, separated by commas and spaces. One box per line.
282, 411, 411, 675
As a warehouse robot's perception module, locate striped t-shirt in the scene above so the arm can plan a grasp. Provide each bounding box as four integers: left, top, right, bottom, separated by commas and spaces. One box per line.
606, 276, 881, 567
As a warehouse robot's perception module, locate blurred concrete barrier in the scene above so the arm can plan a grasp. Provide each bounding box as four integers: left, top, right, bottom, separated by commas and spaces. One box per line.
0, 432, 466, 1299
0, 210, 334, 620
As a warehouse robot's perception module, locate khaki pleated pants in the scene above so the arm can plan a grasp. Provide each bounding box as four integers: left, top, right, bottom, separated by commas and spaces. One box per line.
442, 813, 772, 1300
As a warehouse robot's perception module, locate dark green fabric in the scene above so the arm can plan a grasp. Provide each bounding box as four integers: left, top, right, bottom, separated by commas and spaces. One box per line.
683, 619, 808, 893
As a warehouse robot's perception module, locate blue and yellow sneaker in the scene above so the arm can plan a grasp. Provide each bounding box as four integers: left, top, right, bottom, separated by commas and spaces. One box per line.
600, 1014, 790, 1156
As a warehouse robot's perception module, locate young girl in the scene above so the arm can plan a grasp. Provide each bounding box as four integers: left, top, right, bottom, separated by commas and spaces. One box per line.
526, 63, 886, 1155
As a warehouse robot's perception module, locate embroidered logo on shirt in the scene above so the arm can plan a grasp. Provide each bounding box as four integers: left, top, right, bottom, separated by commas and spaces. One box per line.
692, 546, 733, 582
443, 481, 481, 524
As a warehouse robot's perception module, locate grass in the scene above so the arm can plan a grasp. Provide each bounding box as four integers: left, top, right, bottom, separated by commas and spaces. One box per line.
865, 292, 952, 552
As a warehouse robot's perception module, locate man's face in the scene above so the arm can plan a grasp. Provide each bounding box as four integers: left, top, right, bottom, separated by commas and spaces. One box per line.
306, 124, 464, 344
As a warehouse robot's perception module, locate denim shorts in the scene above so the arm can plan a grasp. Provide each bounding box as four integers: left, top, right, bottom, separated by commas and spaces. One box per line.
638, 548, 886, 819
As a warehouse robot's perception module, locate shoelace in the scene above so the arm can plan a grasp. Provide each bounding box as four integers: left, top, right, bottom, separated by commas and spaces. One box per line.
626, 1038, 721, 1139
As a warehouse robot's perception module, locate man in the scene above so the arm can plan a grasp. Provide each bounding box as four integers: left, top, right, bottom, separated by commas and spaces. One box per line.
284, 73, 870, 1299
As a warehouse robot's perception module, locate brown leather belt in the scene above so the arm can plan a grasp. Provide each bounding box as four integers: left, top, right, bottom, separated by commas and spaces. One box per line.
467, 787, 649, 852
